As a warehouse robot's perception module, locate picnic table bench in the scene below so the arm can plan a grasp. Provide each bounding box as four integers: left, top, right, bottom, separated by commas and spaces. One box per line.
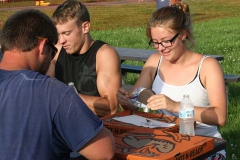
116, 47, 240, 85
116, 47, 224, 62
121, 64, 240, 85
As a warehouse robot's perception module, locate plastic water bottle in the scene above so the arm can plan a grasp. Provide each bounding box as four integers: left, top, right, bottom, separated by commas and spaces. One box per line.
179, 95, 195, 136
68, 82, 78, 94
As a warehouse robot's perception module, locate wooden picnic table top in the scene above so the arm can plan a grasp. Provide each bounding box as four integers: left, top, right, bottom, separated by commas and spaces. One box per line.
115, 47, 224, 62
70, 109, 227, 160
70, 136, 226, 159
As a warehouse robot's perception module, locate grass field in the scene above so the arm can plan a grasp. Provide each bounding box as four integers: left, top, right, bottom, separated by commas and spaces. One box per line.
0, 0, 240, 159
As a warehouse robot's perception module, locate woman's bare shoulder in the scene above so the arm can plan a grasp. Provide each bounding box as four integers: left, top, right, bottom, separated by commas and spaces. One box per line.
145, 53, 161, 65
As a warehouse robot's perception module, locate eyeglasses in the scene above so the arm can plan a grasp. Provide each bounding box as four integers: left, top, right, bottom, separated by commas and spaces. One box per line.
46, 41, 58, 60
36, 36, 58, 60
148, 33, 179, 49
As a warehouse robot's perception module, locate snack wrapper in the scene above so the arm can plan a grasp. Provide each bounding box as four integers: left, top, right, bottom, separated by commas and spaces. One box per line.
128, 87, 147, 108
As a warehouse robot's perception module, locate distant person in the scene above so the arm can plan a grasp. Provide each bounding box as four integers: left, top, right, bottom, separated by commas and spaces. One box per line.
47, 0, 121, 117
0, 9, 115, 160
170, 0, 181, 5
157, 0, 181, 9
117, 2, 226, 159
157, 0, 169, 9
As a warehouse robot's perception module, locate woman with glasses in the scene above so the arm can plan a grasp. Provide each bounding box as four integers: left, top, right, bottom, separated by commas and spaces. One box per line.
117, 2, 227, 159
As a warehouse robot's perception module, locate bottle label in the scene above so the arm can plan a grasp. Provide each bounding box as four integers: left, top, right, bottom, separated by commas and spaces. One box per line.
179, 110, 194, 118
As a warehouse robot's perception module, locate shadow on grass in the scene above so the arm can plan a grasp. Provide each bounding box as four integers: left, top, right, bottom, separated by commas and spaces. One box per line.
228, 83, 240, 100
219, 83, 240, 159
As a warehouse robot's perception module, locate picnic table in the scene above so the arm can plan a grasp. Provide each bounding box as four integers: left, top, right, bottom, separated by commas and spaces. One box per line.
70, 134, 226, 160
115, 47, 240, 85
70, 110, 227, 160
115, 47, 224, 62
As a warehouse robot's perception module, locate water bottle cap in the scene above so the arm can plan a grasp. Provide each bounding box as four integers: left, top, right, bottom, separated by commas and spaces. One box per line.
68, 82, 74, 86
143, 107, 151, 113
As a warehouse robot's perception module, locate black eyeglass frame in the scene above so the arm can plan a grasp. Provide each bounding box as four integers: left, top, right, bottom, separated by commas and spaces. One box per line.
148, 33, 179, 49
36, 36, 58, 60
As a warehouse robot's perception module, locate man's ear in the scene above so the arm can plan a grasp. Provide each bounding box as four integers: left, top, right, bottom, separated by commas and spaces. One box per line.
37, 38, 47, 57
82, 21, 90, 33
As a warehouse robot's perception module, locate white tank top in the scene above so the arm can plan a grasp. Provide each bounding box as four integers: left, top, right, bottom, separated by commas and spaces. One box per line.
152, 56, 222, 138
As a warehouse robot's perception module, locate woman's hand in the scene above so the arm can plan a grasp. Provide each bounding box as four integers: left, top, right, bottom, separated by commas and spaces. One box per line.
147, 94, 180, 113
116, 87, 137, 110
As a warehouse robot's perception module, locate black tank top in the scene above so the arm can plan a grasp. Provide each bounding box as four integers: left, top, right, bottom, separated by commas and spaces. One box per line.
55, 40, 106, 96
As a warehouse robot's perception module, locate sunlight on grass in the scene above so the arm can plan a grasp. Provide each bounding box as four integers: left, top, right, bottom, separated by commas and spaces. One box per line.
193, 17, 240, 75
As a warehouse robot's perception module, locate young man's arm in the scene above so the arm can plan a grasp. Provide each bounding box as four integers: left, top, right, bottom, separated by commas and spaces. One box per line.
79, 45, 121, 117
47, 43, 121, 117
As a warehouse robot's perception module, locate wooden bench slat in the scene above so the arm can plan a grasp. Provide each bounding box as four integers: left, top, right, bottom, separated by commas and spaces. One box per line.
121, 64, 240, 84
116, 47, 224, 62
224, 74, 240, 83
121, 64, 142, 74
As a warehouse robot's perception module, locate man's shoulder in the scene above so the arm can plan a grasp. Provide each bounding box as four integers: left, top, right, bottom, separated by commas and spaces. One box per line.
94, 40, 114, 49
97, 42, 118, 56
21, 71, 70, 93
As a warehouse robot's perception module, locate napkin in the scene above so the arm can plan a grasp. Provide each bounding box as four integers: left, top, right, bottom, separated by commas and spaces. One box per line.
112, 115, 175, 128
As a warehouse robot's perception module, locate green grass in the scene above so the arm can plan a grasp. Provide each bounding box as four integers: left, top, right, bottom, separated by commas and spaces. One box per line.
1, 0, 240, 159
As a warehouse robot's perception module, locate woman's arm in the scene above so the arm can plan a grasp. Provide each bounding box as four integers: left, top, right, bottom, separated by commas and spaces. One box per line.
195, 57, 227, 126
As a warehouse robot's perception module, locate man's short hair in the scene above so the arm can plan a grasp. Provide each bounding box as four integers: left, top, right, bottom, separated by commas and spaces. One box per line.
52, 0, 90, 26
0, 9, 58, 53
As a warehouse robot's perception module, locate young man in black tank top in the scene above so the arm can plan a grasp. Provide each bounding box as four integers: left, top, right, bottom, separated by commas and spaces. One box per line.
47, 0, 121, 117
